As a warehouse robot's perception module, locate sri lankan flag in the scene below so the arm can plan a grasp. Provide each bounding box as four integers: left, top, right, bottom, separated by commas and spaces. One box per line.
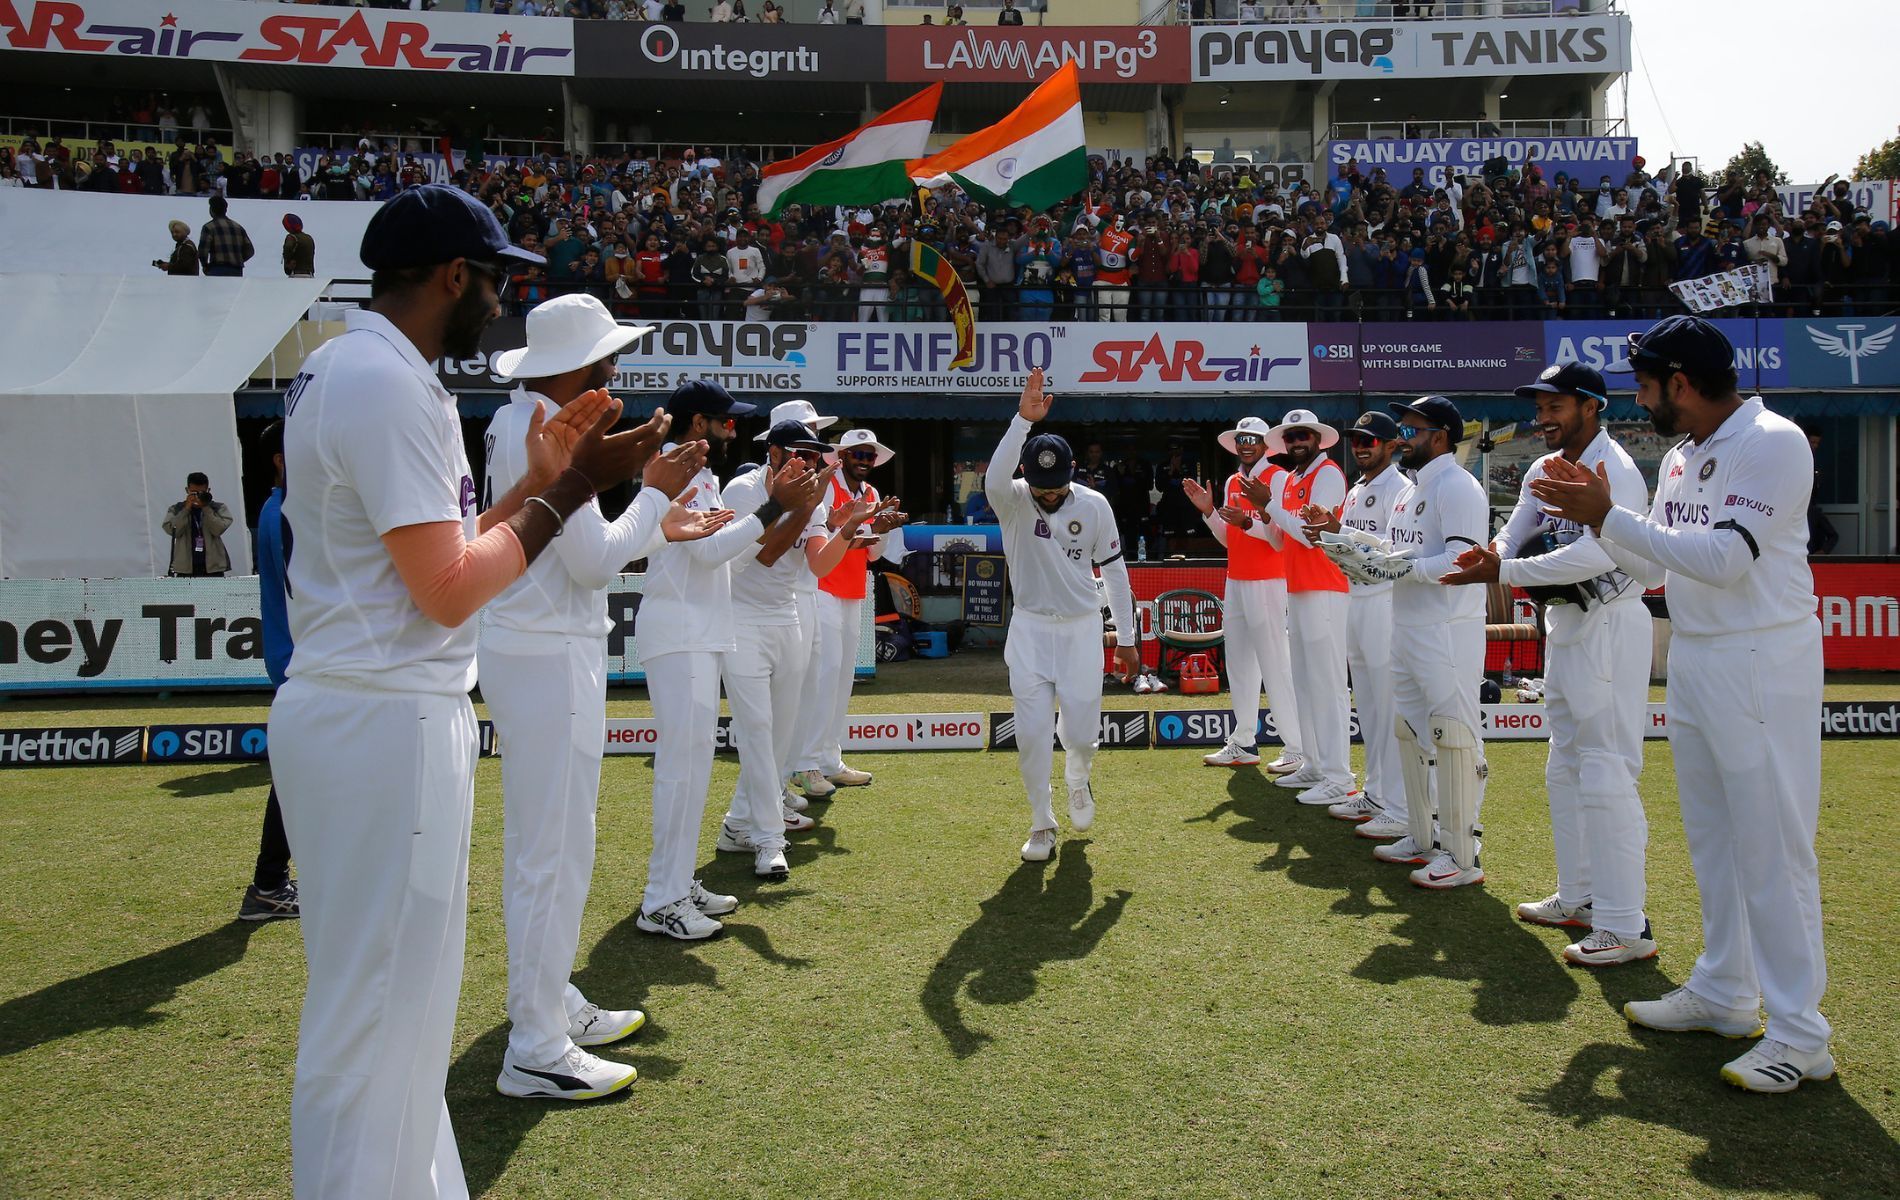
911, 240, 975, 369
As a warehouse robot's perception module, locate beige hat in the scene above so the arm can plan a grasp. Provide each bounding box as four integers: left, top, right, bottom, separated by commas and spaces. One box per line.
834, 426, 894, 467
1265, 408, 1340, 454
1217, 415, 1271, 455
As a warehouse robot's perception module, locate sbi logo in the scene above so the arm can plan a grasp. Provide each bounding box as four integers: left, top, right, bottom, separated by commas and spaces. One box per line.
1312, 343, 1353, 360
151, 731, 180, 758
1158, 714, 1184, 740
241, 728, 268, 755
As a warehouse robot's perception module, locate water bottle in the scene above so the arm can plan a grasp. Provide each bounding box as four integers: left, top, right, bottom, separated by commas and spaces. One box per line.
1137, 536, 1147, 561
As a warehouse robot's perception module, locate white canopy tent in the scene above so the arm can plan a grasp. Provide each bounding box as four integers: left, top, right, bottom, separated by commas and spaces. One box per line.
0, 274, 325, 579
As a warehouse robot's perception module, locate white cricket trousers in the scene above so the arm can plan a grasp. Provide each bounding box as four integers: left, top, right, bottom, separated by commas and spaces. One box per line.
721, 619, 809, 844
1288, 589, 1353, 788
1346, 587, 1399, 809
643, 649, 721, 915
269, 676, 475, 1200
1542, 598, 1653, 939
1222, 577, 1303, 760
1389, 616, 1486, 832
792, 591, 862, 776
477, 629, 607, 1068
1005, 609, 1104, 831
1670, 618, 1830, 1053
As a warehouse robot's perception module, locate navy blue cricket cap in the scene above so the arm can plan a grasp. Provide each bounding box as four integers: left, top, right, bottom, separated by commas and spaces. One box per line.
1610, 315, 1734, 375
1348, 411, 1402, 441
765, 419, 831, 454
1388, 395, 1464, 444
359, 184, 544, 271
666, 379, 755, 420
1516, 361, 1609, 404
1020, 432, 1076, 489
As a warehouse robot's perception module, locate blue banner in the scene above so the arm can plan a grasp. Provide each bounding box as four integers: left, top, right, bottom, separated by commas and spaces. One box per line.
1328, 136, 1640, 190
1545, 319, 1788, 390
1782, 318, 1900, 389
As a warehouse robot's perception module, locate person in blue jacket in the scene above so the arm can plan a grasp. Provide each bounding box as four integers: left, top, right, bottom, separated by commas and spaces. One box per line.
240, 419, 298, 922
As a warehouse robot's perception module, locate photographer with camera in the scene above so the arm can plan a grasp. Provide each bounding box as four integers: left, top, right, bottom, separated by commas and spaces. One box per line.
162, 471, 234, 577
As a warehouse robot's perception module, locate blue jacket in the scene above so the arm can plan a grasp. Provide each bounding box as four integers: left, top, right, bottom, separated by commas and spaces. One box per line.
256, 487, 293, 687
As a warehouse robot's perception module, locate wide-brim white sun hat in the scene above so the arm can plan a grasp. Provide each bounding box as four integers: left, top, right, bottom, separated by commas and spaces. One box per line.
835, 426, 894, 467
1265, 408, 1341, 454
494, 293, 653, 379
752, 399, 840, 441
1217, 415, 1272, 455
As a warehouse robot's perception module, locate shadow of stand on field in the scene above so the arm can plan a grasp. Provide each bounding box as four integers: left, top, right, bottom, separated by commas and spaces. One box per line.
921, 840, 1131, 1059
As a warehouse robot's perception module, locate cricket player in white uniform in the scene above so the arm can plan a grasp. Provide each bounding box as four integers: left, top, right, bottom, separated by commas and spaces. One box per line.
1321, 397, 1490, 889
988, 369, 1139, 862
1532, 315, 1833, 1092
1253, 410, 1355, 806
714, 421, 875, 879
634, 381, 828, 940
271, 185, 663, 1198
479, 295, 733, 1100
1182, 416, 1304, 775
1442, 361, 1665, 967
790, 427, 907, 800
1297, 412, 1408, 833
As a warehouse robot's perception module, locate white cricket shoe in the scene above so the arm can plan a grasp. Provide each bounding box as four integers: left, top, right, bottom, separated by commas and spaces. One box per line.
1624, 987, 1762, 1038
781, 806, 816, 831
1263, 754, 1302, 776
754, 841, 789, 880
1067, 785, 1095, 832
567, 1003, 645, 1048
828, 765, 874, 787
1411, 850, 1484, 889
798, 769, 836, 798
1020, 827, 1057, 862
1721, 1038, 1837, 1094
1372, 835, 1432, 864
1517, 893, 1594, 929
1564, 924, 1658, 967
1327, 792, 1380, 822
1354, 812, 1409, 839
1146, 673, 1168, 693
636, 897, 723, 941
689, 878, 738, 916
497, 1046, 637, 1101
714, 821, 755, 854
1272, 767, 1325, 790
1132, 674, 1154, 695
1296, 781, 1354, 807
1202, 741, 1261, 768
781, 783, 809, 813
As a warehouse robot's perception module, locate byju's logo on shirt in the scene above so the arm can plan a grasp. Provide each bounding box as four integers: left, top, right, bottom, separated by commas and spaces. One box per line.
460, 475, 477, 517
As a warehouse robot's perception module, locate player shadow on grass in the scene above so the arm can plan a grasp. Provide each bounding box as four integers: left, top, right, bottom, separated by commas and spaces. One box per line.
0, 922, 258, 1058
1193, 771, 1580, 1026
921, 840, 1131, 1059
1524, 1037, 1900, 1198
156, 762, 272, 798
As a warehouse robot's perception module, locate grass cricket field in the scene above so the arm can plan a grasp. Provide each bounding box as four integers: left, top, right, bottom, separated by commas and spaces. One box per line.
1, 659, 1896, 1198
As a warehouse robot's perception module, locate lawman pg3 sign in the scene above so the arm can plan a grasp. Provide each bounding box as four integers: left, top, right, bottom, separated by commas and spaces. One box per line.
0, 0, 575, 73
1193, 13, 1629, 82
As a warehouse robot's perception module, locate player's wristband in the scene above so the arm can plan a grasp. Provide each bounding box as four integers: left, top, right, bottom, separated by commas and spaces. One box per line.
752, 499, 786, 527
524, 495, 564, 537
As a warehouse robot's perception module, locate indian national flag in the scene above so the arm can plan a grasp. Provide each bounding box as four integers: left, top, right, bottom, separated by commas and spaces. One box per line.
756, 84, 941, 218
908, 62, 1085, 212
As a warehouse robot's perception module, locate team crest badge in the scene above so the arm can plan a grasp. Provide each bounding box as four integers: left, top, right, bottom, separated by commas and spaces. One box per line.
1068, 519, 1083, 536
1415, 499, 1427, 515
1698, 458, 1717, 481
1363, 494, 1374, 506
1540, 364, 1563, 380
1037, 449, 1059, 469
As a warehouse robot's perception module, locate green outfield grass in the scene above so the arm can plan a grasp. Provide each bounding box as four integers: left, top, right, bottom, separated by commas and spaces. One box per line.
0, 662, 1896, 1198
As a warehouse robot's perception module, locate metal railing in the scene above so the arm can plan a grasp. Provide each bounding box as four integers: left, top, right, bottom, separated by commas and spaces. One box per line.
296, 134, 816, 168
0, 115, 235, 148
1177, 0, 1617, 22
1329, 118, 1628, 141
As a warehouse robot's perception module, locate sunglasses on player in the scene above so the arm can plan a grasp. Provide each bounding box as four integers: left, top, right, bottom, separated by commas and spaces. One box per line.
1281, 429, 1317, 444
1349, 433, 1383, 448
1233, 433, 1265, 446
844, 448, 879, 462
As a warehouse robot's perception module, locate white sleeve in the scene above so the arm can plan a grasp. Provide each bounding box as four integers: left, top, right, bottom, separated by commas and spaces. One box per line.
553, 487, 669, 591
986, 414, 1032, 518
1092, 500, 1137, 647
1600, 432, 1808, 588
1259, 463, 1345, 548
345, 382, 462, 534
1409, 475, 1489, 584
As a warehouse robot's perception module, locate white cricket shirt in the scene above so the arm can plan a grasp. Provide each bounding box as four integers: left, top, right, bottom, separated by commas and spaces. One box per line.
1388, 451, 1488, 628
632, 449, 767, 661
281, 309, 479, 696
482, 387, 671, 638
722, 465, 828, 625
1600, 397, 1816, 637
1495, 428, 1662, 603
986, 414, 1136, 642
1341, 462, 1410, 596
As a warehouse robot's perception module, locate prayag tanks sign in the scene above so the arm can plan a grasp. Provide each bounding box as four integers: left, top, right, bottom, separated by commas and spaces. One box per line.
443, 319, 1313, 396
0, 0, 575, 73
1193, 12, 1628, 81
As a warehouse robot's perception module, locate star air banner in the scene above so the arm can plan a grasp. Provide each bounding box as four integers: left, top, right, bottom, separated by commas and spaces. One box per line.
0, 0, 575, 74
910, 240, 977, 370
